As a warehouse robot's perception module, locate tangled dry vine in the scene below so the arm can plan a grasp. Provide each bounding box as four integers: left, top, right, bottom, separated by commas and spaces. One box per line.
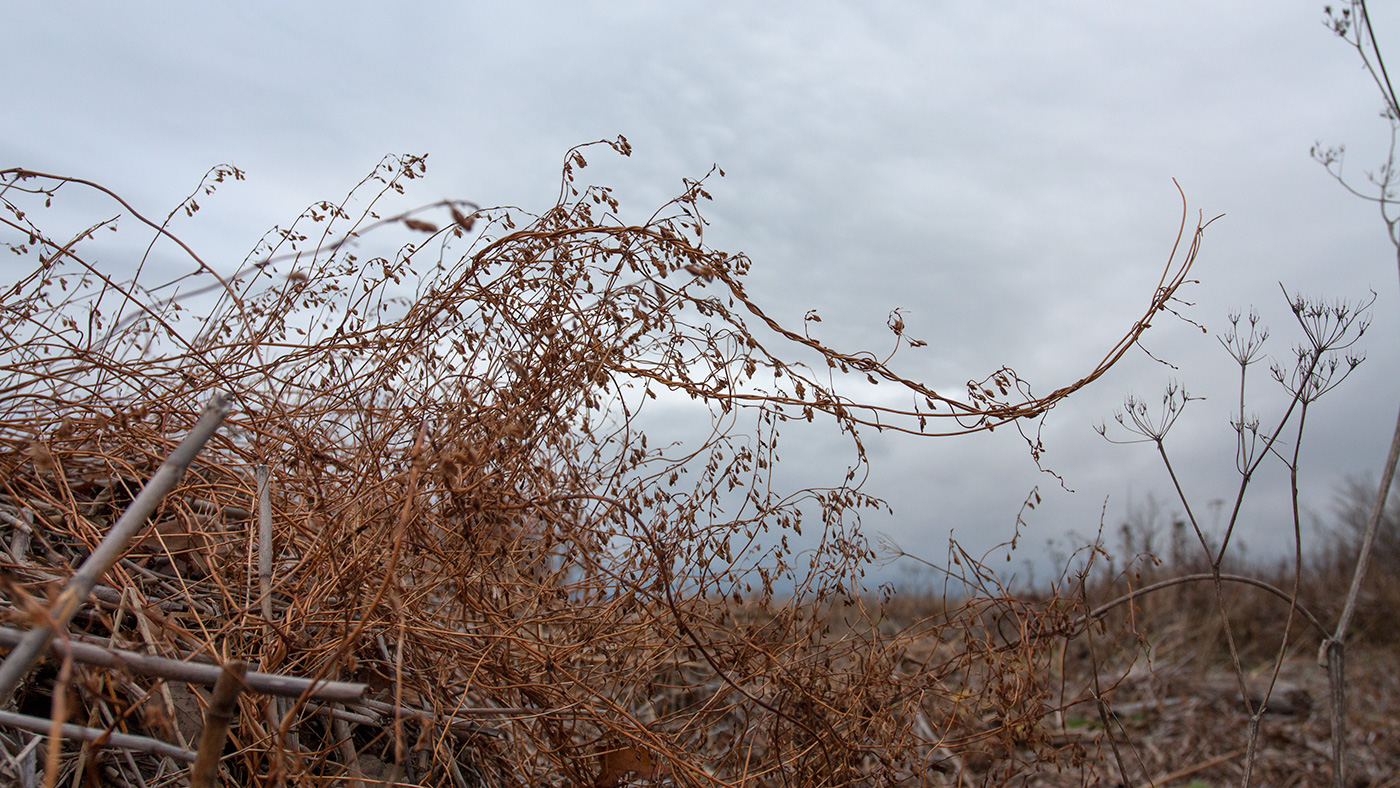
0, 139, 1210, 786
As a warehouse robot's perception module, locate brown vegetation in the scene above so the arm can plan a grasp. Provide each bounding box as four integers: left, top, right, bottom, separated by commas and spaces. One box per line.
0, 138, 1224, 787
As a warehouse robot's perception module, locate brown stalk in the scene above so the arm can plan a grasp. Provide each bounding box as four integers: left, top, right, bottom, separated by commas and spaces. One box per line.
191, 659, 248, 788
0, 626, 365, 702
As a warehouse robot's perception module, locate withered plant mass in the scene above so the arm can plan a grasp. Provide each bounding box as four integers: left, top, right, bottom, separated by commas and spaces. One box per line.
0, 140, 1209, 786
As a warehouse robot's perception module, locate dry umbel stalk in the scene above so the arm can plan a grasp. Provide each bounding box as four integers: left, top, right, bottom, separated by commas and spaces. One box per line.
0, 140, 1208, 786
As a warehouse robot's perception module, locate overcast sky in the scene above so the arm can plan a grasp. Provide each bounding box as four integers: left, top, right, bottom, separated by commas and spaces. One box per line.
5, 2, 1398, 586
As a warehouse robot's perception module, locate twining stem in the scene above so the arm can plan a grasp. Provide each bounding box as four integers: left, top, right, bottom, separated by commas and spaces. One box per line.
0, 393, 231, 705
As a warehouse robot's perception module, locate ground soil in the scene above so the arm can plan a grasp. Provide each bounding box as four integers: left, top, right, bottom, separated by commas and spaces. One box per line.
1024, 647, 1400, 788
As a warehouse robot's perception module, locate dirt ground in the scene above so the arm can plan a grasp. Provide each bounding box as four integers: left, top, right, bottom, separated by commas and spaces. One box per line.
1020, 647, 1399, 788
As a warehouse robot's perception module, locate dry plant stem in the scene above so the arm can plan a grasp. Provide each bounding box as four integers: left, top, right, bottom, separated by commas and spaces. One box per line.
1146, 318, 1334, 787
1330, 403, 1400, 647
0, 627, 366, 702
353, 695, 527, 719
0, 168, 264, 370
191, 659, 247, 788
115, 742, 151, 788
268, 421, 427, 769
1156, 445, 1255, 713
254, 465, 283, 749
1155, 317, 1331, 716
1318, 7, 1400, 786
0, 710, 197, 762
331, 715, 365, 788
1237, 395, 1316, 787
307, 702, 379, 727
12, 735, 40, 788
41, 656, 70, 788
1081, 572, 1135, 788
351, 697, 517, 735
1323, 401, 1400, 788
0, 392, 231, 705
1081, 573, 1327, 638
129, 594, 202, 756
1240, 400, 1317, 788
392, 597, 405, 770
986, 571, 1327, 659
1325, 640, 1347, 788
256, 464, 274, 647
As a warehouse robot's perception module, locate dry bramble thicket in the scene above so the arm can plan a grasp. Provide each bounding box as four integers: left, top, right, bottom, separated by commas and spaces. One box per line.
1, 134, 1256, 788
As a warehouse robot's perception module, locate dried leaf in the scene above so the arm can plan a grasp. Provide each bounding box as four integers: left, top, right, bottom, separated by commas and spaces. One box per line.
53, 416, 75, 439
24, 440, 56, 474
595, 745, 667, 788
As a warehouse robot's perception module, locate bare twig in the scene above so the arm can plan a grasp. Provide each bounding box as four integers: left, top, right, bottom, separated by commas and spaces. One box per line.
1083, 573, 1327, 638
0, 627, 365, 703
191, 659, 247, 788
0, 710, 196, 762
